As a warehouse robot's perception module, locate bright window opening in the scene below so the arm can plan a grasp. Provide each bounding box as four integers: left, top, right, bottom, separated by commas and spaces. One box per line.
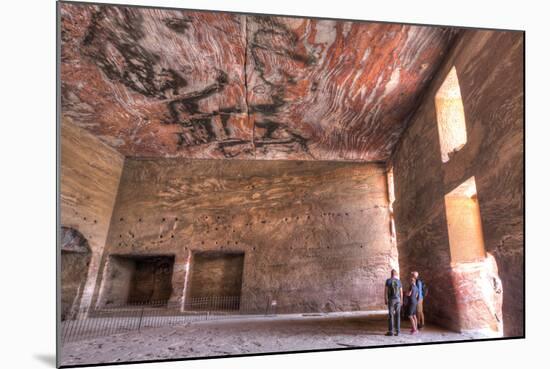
435, 67, 467, 163
444, 176, 486, 263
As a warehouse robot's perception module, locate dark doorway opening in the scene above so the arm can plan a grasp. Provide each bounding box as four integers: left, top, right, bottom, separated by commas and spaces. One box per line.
100, 254, 175, 306
128, 256, 175, 304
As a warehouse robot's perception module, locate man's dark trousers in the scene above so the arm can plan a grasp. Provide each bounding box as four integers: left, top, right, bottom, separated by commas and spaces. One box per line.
388, 298, 401, 333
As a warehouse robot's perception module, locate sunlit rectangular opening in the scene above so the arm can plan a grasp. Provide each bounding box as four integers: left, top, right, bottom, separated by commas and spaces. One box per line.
436, 67, 468, 163
444, 176, 486, 263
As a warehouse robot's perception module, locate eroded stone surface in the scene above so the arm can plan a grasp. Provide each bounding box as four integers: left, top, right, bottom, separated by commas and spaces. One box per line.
60, 2, 458, 161
61, 226, 91, 253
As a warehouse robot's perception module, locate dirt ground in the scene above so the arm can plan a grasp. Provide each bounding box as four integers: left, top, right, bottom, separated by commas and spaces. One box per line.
60, 311, 485, 366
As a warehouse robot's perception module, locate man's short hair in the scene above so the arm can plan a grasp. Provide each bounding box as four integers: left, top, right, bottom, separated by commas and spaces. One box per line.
391, 269, 398, 276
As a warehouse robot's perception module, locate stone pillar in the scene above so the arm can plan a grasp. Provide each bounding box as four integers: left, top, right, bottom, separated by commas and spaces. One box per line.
76, 251, 102, 318
169, 251, 191, 310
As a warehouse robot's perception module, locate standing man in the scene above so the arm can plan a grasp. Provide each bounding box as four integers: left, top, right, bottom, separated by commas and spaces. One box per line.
412, 271, 426, 329
384, 269, 403, 336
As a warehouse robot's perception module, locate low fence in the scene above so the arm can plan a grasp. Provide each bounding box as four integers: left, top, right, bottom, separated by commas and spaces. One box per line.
61, 296, 277, 344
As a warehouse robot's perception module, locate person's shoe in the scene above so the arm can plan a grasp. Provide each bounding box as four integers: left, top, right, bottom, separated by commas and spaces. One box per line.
394, 332, 399, 336
385, 332, 393, 336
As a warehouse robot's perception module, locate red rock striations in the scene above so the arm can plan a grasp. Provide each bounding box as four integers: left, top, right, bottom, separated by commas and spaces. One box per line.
60, 2, 458, 161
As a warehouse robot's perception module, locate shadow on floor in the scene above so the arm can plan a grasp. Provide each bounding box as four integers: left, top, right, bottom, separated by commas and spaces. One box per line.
33, 353, 56, 367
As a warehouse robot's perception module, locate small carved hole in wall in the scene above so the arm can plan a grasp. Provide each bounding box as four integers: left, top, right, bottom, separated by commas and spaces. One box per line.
175, 217, 178, 221
162, 218, 166, 222
235, 241, 239, 245
171, 235, 174, 239
160, 235, 163, 239
120, 217, 124, 221
83, 217, 87, 221
138, 218, 142, 222
201, 241, 205, 244
94, 220, 97, 223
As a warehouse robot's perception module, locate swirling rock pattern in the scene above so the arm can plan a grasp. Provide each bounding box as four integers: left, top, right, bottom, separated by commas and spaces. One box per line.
60, 2, 458, 160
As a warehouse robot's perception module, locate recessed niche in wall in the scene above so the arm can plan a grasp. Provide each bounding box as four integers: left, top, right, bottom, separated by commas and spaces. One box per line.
435, 66, 467, 163
444, 176, 486, 263
60, 227, 92, 320
186, 251, 245, 311
99, 254, 175, 306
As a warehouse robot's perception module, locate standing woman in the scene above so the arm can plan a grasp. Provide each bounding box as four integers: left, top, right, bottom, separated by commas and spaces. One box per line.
412, 271, 426, 329
407, 276, 419, 334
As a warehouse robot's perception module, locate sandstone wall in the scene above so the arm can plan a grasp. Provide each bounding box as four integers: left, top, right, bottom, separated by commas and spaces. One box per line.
60, 119, 125, 313
391, 30, 523, 336
94, 159, 397, 313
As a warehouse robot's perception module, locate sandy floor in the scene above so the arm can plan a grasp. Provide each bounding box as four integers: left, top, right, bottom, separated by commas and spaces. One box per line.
60, 311, 484, 366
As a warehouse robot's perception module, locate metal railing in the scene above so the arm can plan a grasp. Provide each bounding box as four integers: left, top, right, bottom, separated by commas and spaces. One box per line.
61, 296, 277, 344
